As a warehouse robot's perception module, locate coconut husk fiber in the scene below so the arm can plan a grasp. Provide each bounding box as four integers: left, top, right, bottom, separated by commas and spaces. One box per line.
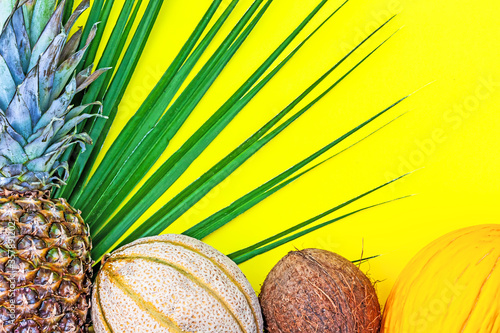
259, 249, 381, 333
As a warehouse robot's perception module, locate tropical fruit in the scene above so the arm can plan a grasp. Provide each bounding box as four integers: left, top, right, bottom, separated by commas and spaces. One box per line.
91, 234, 264, 333
0, 1, 105, 331
382, 224, 500, 333
259, 248, 381, 333
0, 192, 92, 332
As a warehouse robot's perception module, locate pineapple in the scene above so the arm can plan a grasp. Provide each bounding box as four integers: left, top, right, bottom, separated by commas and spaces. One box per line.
0, 1, 105, 331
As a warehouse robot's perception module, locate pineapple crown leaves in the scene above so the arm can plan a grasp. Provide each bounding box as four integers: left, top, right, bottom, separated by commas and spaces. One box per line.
0, 0, 107, 191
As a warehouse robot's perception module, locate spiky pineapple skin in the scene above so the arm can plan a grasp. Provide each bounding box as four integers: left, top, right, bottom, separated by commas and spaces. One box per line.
0, 191, 92, 333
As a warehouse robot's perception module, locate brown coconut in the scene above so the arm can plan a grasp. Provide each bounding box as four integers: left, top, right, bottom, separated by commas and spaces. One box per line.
259, 248, 381, 333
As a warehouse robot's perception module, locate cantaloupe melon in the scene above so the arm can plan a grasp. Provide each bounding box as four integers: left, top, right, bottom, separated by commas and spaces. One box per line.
382, 224, 500, 333
91, 234, 263, 333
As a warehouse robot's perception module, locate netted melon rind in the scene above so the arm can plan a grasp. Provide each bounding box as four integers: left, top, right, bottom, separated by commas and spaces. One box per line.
92, 234, 263, 333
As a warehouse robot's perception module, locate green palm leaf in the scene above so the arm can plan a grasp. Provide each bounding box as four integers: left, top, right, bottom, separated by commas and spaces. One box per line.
231, 196, 412, 264
90, 3, 393, 258
56, 0, 410, 264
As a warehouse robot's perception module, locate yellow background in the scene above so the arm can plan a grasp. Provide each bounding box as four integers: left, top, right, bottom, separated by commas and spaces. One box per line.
90, 0, 500, 304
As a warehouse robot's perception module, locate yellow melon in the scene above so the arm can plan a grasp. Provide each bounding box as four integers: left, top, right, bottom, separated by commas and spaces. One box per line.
91, 234, 264, 333
382, 224, 500, 333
